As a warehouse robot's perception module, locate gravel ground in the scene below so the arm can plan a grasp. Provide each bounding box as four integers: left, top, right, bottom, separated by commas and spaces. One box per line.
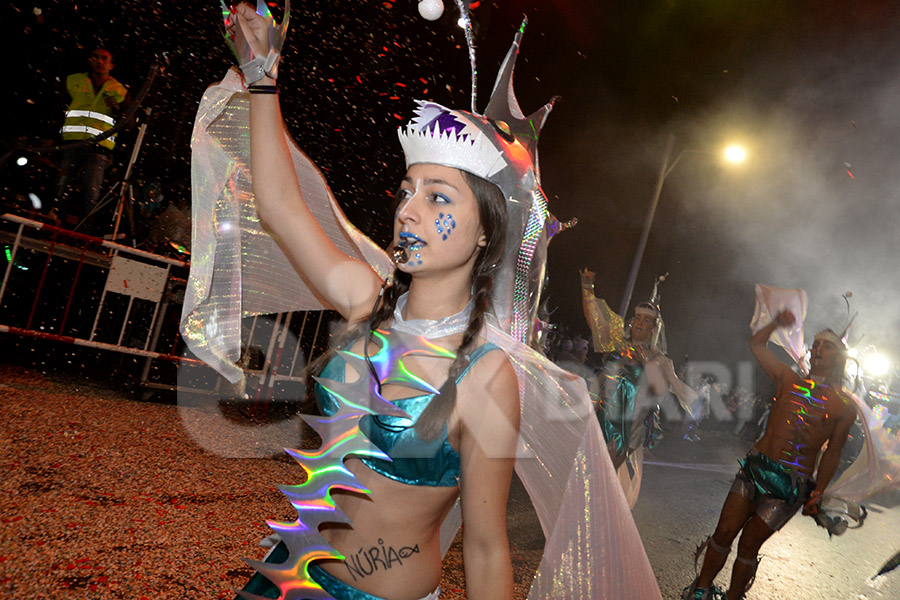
0, 364, 542, 599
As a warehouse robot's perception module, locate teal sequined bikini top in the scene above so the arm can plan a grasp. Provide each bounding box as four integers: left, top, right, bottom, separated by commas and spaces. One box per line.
316, 342, 500, 487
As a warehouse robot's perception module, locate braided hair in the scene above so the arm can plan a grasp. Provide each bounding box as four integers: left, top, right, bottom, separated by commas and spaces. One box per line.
411, 171, 506, 440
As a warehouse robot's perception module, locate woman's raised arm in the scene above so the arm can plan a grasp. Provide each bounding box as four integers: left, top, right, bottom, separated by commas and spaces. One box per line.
234, 3, 383, 323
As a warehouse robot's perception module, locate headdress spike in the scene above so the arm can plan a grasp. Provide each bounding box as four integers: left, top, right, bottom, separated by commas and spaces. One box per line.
485, 17, 528, 120
649, 273, 668, 308
840, 291, 856, 344
483, 18, 556, 181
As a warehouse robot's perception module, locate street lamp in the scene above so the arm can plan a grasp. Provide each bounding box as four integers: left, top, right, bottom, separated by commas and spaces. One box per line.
724, 144, 747, 164
618, 134, 747, 317
863, 353, 891, 378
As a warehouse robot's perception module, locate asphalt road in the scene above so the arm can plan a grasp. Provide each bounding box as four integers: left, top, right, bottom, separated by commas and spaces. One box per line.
450, 424, 900, 599
631, 428, 900, 600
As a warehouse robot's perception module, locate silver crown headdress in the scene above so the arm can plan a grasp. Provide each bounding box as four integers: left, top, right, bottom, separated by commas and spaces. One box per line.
397, 14, 561, 343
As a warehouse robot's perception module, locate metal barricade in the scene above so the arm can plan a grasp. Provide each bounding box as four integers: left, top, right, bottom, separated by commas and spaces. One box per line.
0, 213, 333, 402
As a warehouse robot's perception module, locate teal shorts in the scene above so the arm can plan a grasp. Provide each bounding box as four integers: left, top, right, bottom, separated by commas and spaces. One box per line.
730, 450, 813, 531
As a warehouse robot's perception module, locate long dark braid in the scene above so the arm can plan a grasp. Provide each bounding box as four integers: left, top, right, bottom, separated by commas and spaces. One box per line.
413, 171, 507, 440
413, 262, 495, 440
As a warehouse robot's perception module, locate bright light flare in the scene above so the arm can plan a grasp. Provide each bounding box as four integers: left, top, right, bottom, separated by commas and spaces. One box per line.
723, 144, 747, 164
863, 353, 891, 378
16, 156, 28, 166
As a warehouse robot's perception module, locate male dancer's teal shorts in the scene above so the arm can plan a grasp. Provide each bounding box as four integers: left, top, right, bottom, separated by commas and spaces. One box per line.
729, 450, 814, 531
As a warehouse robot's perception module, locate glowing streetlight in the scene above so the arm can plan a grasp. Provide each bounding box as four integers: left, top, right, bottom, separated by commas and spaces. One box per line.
863, 354, 891, 378
723, 144, 747, 164
619, 135, 749, 316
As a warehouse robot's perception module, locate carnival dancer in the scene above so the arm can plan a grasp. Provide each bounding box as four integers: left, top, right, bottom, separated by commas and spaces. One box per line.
183, 2, 660, 599
581, 269, 696, 506
684, 288, 861, 600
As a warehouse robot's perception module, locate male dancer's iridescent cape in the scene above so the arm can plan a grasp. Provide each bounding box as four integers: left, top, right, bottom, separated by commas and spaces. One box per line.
183, 20, 662, 600
751, 284, 900, 531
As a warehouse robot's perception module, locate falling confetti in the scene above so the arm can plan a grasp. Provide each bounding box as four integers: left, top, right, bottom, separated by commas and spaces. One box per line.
7, 0, 477, 249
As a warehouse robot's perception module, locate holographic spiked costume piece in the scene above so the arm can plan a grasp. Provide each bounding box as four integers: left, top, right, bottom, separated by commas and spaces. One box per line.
238, 326, 478, 600
183, 2, 662, 598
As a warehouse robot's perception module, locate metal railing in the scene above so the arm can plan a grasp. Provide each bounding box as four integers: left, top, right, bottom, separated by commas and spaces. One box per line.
0, 213, 333, 401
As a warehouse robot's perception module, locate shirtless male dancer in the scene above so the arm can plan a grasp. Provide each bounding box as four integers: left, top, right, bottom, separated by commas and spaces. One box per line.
683, 310, 858, 600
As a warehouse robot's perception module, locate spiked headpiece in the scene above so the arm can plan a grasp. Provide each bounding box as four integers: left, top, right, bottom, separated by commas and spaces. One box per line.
397, 18, 559, 343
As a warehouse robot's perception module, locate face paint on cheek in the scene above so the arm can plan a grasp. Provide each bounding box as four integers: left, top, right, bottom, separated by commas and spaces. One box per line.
407, 252, 422, 267
435, 213, 456, 241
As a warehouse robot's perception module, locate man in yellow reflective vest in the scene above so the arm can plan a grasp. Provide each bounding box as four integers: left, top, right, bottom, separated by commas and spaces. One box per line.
53, 47, 129, 227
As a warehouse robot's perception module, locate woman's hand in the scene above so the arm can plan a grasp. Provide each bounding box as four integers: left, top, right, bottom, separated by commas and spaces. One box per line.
234, 2, 270, 59
224, 1, 287, 83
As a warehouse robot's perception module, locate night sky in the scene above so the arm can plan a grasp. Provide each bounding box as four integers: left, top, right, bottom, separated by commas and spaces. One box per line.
5, 0, 900, 386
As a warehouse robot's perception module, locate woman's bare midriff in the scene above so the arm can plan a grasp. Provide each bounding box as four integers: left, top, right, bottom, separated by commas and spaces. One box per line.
318, 461, 460, 600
